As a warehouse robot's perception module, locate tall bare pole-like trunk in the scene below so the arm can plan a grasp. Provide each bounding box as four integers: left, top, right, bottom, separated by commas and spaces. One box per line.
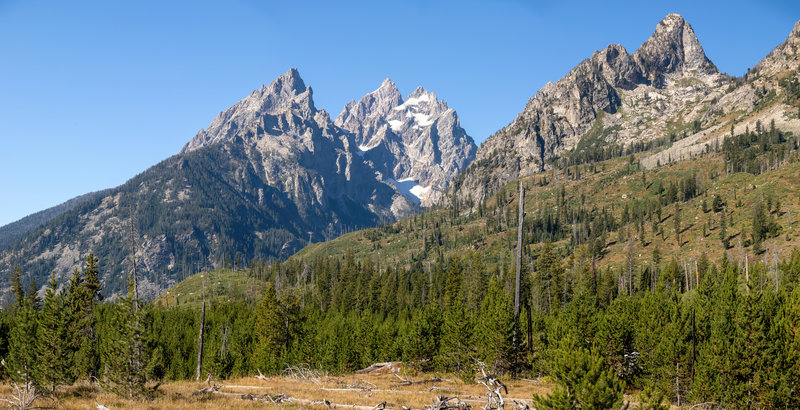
128, 205, 142, 376
513, 181, 524, 353
129, 207, 139, 310
196, 272, 206, 381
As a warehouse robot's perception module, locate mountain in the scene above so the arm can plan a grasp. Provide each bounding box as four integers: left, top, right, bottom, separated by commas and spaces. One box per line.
335, 79, 476, 206
451, 13, 766, 207
0, 69, 422, 300
0, 190, 108, 251
294, 15, 800, 285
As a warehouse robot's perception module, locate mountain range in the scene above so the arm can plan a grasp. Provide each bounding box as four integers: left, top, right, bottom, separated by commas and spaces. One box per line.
2, 13, 800, 300
0, 69, 475, 299
452, 13, 800, 207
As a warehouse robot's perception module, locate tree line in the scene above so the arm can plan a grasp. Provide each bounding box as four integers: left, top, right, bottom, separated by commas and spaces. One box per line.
1, 247, 799, 407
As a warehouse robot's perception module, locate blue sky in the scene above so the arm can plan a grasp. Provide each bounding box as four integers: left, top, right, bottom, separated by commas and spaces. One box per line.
0, 0, 798, 226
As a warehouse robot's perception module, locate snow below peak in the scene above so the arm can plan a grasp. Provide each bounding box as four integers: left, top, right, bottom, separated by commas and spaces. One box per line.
393, 93, 433, 111
410, 184, 431, 199
405, 93, 432, 106
388, 119, 404, 130
387, 178, 430, 204
412, 113, 433, 126
356, 143, 375, 157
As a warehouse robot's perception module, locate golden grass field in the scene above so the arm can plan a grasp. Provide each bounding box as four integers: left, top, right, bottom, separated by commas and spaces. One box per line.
0, 369, 558, 409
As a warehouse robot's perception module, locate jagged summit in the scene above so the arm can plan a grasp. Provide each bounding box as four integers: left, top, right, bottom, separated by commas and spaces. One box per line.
633, 13, 717, 86
336, 79, 476, 206
452, 13, 728, 207
183, 68, 316, 153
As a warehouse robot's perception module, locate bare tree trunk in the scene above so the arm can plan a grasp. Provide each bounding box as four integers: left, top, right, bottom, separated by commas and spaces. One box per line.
128, 207, 139, 310
196, 273, 206, 381
513, 181, 524, 368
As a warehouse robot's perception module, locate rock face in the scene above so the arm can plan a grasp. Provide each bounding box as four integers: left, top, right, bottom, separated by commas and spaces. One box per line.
752, 20, 800, 78
335, 80, 476, 206
182, 69, 415, 224
452, 13, 726, 206
632, 13, 718, 86
0, 69, 420, 300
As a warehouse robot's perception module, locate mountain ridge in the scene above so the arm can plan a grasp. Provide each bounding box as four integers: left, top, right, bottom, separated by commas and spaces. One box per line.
451, 13, 797, 208
0, 69, 472, 300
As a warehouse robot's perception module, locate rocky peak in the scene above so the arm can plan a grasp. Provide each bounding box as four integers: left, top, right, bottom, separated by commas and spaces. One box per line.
182, 68, 316, 152
753, 19, 800, 78
592, 44, 642, 90
335, 79, 475, 206
335, 78, 403, 141
633, 13, 717, 86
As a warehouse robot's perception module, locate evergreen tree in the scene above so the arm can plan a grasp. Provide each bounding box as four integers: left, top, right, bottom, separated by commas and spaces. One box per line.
440, 258, 471, 373
254, 283, 284, 373
404, 303, 442, 370
36, 273, 71, 391
533, 347, 624, 409
101, 276, 147, 399
7, 279, 39, 384
10, 264, 24, 310
474, 276, 514, 373
536, 241, 563, 312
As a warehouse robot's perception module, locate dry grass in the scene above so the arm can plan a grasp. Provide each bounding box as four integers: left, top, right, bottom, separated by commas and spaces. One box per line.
0, 372, 554, 409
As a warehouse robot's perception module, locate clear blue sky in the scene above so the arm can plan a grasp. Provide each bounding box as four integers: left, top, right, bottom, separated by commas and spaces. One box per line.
1, 0, 798, 226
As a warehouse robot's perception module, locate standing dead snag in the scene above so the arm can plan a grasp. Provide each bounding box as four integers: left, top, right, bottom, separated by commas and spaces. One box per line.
477, 361, 507, 410
513, 181, 524, 354
196, 272, 206, 381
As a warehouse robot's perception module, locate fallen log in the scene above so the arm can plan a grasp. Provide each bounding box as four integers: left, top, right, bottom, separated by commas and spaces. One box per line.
356, 361, 402, 375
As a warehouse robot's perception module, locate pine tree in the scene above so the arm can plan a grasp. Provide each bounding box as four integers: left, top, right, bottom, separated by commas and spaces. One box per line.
254, 283, 284, 373
7, 279, 39, 384
101, 276, 147, 399
63, 254, 103, 381
440, 258, 471, 373
536, 241, 562, 312
474, 276, 514, 373
36, 273, 71, 391
404, 303, 442, 370
533, 347, 624, 409
10, 264, 24, 310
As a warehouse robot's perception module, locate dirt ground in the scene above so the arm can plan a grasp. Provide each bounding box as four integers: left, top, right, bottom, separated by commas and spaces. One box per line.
0, 370, 555, 409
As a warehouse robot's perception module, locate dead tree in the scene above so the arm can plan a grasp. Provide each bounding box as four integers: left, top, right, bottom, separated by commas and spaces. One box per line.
426, 395, 470, 409
514, 182, 524, 331
477, 361, 507, 410
195, 272, 206, 381
0, 380, 41, 410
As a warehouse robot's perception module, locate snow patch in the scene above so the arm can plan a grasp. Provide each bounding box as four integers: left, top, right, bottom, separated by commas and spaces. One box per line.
405, 94, 431, 106
386, 178, 430, 204
410, 184, 431, 199
356, 144, 374, 157
388, 120, 404, 130
412, 113, 433, 126
393, 93, 432, 111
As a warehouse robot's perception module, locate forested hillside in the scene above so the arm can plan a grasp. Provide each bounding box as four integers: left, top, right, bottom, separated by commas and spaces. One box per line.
1, 120, 799, 407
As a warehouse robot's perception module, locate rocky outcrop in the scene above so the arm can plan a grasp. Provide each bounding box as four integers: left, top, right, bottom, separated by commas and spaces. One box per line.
336, 80, 476, 206
452, 13, 726, 207
752, 20, 800, 78
632, 13, 718, 86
